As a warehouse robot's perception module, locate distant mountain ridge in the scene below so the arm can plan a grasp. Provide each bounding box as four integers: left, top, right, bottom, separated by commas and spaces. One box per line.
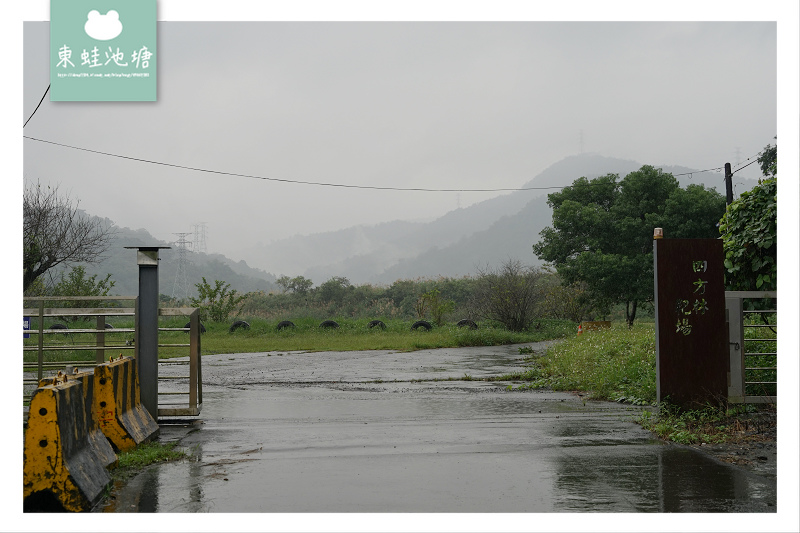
232, 153, 751, 284
73, 154, 758, 293
63, 224, 279, 298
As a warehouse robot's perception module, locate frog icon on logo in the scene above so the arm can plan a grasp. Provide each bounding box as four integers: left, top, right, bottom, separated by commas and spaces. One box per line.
84, 10, 123, 41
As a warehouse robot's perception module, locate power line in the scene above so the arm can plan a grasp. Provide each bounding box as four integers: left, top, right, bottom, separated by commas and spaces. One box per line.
731, 148, 766, 175
22, 134, 764, 193
23, 136, 565, 193
731, 157, 761, 175
23, 84, 50, 128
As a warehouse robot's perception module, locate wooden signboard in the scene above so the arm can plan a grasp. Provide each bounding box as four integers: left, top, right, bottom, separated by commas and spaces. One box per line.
653, 238, 728, 407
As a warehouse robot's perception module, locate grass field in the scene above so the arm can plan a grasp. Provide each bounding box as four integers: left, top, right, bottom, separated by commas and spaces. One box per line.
23, 316, 577, 363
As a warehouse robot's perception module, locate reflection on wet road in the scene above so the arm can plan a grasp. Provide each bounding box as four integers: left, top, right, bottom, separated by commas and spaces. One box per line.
97, 342, 777, 514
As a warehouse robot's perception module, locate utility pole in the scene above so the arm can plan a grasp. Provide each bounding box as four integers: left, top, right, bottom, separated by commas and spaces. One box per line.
724, 163, 733, 205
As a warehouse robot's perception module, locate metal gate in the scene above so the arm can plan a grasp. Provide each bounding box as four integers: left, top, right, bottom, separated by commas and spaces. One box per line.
23, 296, 202, 420
726, 291, 777, 404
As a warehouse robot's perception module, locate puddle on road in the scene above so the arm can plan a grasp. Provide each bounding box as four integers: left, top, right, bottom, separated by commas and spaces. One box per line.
552, 444, 776, 512
98, 344, 776, 514
97, 436, 775, 513
96, 391, 776, 514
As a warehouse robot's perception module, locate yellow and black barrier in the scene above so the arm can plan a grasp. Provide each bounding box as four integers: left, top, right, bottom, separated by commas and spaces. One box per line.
94, 356, 160, 452
38, 370, 118, 471
24, 378, 115, 512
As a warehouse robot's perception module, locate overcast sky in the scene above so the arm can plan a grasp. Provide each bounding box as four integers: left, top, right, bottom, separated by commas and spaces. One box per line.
19, 6, 786, 263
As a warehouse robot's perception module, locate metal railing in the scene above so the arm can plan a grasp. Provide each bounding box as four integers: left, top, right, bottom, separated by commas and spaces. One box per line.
156, 307, 203, 417
23, 296, 202, 418
725, 291, 777, 404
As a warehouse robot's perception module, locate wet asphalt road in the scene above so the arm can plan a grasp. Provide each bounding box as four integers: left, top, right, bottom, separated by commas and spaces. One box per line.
96, 342, 777, 514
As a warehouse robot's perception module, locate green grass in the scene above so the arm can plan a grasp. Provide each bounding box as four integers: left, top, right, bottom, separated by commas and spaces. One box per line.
112, 441, 188, 480
742, 312, 777, 397
638, 402, 774, 445
189, 317, 575, 355
505, 322, 657, 405
23, 316, 576, 362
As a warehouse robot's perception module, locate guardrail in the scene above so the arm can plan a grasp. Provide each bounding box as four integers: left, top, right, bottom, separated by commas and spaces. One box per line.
23, 296, 202, 419
725, 291, 777, 404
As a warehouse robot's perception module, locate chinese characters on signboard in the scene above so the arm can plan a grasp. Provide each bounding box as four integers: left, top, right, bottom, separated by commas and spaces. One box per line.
674, 260, 710, 336
654, 238, 728, 406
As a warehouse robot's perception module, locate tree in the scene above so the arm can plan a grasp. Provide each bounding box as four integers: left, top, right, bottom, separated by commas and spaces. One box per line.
470, 259, 545, 332
190, 277, 246, 322
276, 275, 313, 296
533, 166, 726, 326
317, 276, 352, 304
416, 288, 455, 326
719, 143, 777, 292
47, 266, 116, 322
23, 181, 115, 292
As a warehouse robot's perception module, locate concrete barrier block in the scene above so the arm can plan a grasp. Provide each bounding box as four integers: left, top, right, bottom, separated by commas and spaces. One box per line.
94, 356, 159, 452
39, 370, 117, 470
23, 380, 113, 512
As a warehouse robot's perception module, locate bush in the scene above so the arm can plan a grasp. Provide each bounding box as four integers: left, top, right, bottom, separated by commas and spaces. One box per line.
190, 277, 246, 322
470, 259, 545, 332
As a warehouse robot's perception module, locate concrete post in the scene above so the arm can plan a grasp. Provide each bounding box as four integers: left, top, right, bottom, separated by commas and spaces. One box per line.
126, 246, 169, 420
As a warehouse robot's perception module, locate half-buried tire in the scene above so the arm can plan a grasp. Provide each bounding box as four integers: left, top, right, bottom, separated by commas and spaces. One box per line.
410, 320, 432, 331
320, 320, 339, 329
456, 319, 478, 330
276, 320, 295, 331
229, 320, 250, 332
368, 320, 386, 330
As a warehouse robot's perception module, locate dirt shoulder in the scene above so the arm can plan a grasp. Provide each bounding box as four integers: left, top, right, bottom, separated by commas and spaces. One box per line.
687, 407, 777, 478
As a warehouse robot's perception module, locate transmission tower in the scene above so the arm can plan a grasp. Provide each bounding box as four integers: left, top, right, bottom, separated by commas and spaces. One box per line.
171, 232, 192, 301
192, 222, 208, 254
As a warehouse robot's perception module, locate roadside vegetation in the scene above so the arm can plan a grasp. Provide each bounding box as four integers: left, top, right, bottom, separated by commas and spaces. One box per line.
504, 318, 775, 447
111, 441, 188, 481
506, 322, 657, 406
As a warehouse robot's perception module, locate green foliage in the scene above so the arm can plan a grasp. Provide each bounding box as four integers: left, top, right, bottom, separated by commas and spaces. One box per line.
416, 288, 456, 326
510, 323, 657, 404
190, 277, 246, 322
113, 441, 187, 480
317, 276, 352, 303
534, 165, 726, 325
637, 402, 772, 446
41, 266, 116, 322
718, 161, 777, 292
541, 276, 595, 322
276, 275, 314, 295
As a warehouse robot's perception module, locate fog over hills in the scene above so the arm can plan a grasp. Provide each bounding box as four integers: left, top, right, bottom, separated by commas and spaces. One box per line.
232, 153, 753, 285
67, 153, 758, 295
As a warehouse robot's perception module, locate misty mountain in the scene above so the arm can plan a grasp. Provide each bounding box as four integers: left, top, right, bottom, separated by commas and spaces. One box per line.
63, 153, 757, 294
232, 153, 749, 285
53, 224, 279, 298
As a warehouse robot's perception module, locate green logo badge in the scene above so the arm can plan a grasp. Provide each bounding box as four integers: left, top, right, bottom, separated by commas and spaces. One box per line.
50, 0, 157, 101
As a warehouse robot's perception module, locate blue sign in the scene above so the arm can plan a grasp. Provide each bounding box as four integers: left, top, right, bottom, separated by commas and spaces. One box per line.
24, 316, 31, 339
